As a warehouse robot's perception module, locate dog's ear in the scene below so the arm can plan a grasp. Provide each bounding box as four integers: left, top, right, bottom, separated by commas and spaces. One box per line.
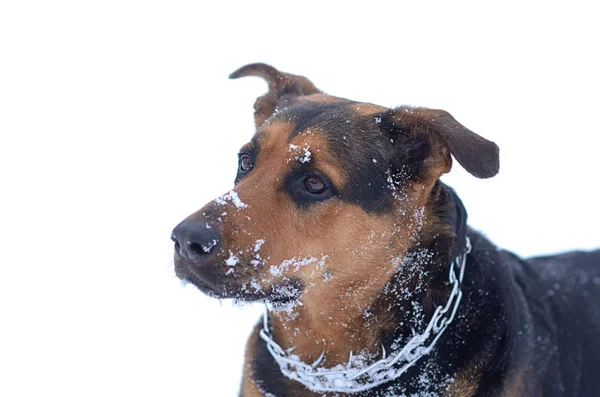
392, 106, 499, 179
230, 63, 321, 128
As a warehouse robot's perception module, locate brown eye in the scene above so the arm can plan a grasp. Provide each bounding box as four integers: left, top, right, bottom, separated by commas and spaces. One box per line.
303, 175, 327, 194
239, 155, 252, 172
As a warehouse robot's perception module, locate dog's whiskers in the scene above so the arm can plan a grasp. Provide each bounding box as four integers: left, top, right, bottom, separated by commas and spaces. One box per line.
164, 259, 175, 268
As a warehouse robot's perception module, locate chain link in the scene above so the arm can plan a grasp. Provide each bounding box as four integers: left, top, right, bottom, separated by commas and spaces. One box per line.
259, 237, 471, 393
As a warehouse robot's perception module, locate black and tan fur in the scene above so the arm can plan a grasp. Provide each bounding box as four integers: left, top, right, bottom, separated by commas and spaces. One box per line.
172, 64, 600, 396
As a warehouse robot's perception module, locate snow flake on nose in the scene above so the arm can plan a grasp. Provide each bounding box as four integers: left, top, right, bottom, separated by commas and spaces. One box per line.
215, 190, 248, 209
225, 251, 239, 267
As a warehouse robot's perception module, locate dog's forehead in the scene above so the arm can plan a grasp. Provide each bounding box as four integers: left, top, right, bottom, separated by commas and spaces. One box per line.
245, 100, 397, 213
278, 99, 387, 137
247, 100, 395, 178
253, 100, 391, 155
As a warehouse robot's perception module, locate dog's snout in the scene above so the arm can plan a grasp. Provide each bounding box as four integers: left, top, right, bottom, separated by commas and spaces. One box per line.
171, 220, 220, 263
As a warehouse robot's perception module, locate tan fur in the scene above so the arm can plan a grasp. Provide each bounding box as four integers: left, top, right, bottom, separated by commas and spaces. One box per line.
501, 367, 536, 397
269, 202, 415, 364
442, 357, 485, 397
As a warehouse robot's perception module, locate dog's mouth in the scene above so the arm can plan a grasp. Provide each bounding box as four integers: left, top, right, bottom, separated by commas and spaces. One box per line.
174, 257, 303, 304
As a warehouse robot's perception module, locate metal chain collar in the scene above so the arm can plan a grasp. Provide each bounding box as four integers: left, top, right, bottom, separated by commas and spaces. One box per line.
259, 237, 471, 394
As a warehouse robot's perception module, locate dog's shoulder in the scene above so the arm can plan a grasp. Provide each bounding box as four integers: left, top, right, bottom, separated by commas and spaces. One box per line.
525, 249, 600, 396
462, 231, 600, 396
492, 242, 600, 396
524, 248, 600, 325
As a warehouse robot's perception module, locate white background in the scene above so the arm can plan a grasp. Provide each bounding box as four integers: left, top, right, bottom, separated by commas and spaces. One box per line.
1, 1, 599, 396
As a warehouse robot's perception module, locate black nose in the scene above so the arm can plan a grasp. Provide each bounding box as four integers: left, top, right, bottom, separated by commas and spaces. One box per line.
171, 220, 220, 263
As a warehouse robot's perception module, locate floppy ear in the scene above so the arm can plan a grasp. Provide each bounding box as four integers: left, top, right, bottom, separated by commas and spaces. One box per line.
230, 63, 321, 128
392, 106, 500, 179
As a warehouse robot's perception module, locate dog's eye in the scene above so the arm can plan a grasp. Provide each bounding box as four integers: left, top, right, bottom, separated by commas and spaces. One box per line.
304, 175, 327, 194
239, 154, 252, 173
284, 170, 334, 205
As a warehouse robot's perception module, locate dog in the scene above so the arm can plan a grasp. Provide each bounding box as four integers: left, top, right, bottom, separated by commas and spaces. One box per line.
171, 63, 600, 396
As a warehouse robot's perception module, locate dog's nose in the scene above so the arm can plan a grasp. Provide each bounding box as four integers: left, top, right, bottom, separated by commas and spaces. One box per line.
171, 220, 220, 263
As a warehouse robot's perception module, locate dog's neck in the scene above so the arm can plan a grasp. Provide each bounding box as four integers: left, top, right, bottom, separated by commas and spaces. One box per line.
268, 274, 388, 365
267, 181, 469, 368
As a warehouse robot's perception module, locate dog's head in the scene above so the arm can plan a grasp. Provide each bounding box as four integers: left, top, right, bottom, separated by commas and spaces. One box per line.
172, 63, 498, 308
